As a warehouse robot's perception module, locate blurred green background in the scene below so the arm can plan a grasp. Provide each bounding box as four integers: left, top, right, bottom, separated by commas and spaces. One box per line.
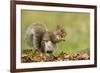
21, 10, 90, 54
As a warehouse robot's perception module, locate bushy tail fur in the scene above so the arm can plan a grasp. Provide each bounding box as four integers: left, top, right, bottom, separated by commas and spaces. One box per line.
26, 23, 47, 49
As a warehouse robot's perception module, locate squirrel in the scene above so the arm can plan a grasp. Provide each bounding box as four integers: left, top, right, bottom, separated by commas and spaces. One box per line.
26, 23, 66, 54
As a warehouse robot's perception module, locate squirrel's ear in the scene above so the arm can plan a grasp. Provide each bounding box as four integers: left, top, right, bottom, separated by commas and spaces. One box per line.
57, 24, 63, 29
57, 24, 60, 29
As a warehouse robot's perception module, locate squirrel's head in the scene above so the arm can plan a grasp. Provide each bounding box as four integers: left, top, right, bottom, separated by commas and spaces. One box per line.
55, 25, 67, 41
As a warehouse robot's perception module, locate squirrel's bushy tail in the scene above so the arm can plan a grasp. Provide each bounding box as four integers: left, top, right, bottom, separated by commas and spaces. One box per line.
26, 23, 47, 49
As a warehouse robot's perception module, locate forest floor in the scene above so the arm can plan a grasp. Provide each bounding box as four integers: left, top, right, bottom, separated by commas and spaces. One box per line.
21, 49, 90, 63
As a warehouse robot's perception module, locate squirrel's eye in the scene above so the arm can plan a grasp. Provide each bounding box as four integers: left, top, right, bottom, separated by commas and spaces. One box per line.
61, 29, 64, 32
61, 35, 63, 38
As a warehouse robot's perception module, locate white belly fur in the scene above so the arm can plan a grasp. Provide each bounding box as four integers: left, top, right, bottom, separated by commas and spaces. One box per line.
44, 41, 54, 52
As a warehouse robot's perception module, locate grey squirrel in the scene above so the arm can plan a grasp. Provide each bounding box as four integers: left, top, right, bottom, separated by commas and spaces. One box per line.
26, 23, 66, 53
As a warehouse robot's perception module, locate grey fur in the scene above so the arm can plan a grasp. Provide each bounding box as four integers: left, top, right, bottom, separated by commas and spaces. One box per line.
26, 23, 66, 53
